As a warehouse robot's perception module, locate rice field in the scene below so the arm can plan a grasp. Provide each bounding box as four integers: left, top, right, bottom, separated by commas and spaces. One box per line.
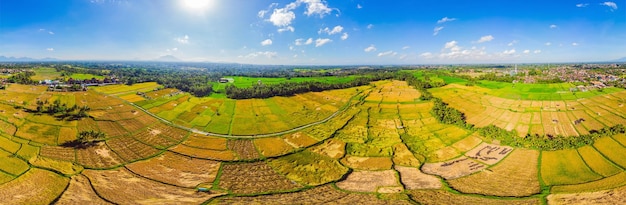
432, 83, 626, 137
1, 79, 626, 204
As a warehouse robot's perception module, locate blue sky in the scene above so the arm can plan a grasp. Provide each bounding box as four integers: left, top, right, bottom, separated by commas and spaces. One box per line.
1, 0, 625, 64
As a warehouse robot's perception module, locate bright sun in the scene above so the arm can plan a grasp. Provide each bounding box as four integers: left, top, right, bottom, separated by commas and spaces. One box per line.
181, 0, 214, 12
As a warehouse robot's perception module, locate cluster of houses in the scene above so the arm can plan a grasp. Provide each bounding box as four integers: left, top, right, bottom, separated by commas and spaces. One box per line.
41, 77, 121, 92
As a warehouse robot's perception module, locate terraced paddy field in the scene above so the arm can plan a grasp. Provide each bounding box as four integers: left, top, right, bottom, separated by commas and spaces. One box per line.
432, 83, 626, 137
125, 84, 363, 135
1, 80, 625, 204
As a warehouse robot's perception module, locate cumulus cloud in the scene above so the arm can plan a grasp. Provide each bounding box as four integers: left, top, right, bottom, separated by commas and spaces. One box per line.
545, 42, 552, 46
357, 4, 362, 9
572, 42, 579, 46
299, 0, 334, 17
474, 35, 494, 43
261, 39, 273, 46
48, 31, 55, 35
364, 45, 376, 52
295, 38, 314, 46
523, 50, 530, 54
402, 46, 410, 50
437, 17, 457, 24
550, 24, 558, 29
269, 8, 296, 27
433, 26, 444, 36
341, 32, 349, 40
315, 38, 332, 47
503, 49, 516, 55
576, 3, 589, 7
508, 40, 518, 46
438, 41, 487, 60
601, 2, 618, 10
534, 50, 542, 54
367, 24, 373, 29
445, 41, 458, 49
46, 48, 54, 51
242, 51, 277, 58
176, 35, 189, 44
262, 1, 337, 31
278, 26, 295, 33
319, 25, 343, 35
377, 51, 397, 57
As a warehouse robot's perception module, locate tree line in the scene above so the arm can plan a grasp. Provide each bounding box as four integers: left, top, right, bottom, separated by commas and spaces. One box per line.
32, 99, 90, 120
225, 73, 395, 99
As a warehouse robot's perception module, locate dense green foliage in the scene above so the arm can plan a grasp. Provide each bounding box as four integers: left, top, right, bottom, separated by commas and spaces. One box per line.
479, 124, 626, 150
7, 71, 36, 84
78, 131, 106, 143
33, 99, 90, 120
225, 73, 395, 99
430, 98, 470, 128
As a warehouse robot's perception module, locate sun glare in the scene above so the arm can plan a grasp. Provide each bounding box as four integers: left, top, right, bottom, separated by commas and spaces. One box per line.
181, 0, 214, 12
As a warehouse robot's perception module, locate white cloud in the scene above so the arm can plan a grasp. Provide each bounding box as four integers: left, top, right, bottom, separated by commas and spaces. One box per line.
576, 3, 589, 7
534, 50, 542, 54
420, 52, 433, 58
402, 46, 410, 50
315, 38, 332, 47
319, 25, 343, 35
278, 26, 295, 33
367, 24, 373, 29
550, 24, 558, 29
341, 32, 349, 40
261, 39, 273, 46
508, 40, 518, 46
46, 48, 54, 51
176, 35, 189, 44
299, 0, 334, 17
242, 51, 277, 58
601, 2, 618, 10
364, 45, 376, 52
474, 35, 494, 43
377, 51, 397, 57
258, 3, 279, 18
437, 17, 457, 24
438, 41, 487, 60
295, 38, 314, 46
357, 4, 362, 9
269, 8, 296, 27
166, 47, 179, 52
503, 49, 516, 55
48, 31, 55, 35
572, 42, 579, 46
445, 41, 458, 49
523, 50, 530, 54
433, 26, 444, 36
39, 28, 45, 32
545, 42, 552, 46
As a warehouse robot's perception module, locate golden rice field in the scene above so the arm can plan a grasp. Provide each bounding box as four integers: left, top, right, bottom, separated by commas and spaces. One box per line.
0, 80, 625, 204
128, 84, 364, 135
432, 83, 626, 137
